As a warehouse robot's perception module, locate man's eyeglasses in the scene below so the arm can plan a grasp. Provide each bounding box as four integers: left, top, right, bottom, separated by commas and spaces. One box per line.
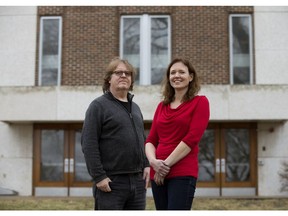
113, 70, 132, 77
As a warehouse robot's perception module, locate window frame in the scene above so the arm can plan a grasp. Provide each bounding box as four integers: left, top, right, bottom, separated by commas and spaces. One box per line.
38, 16, 62, 86
229, 14, 253, 85
120, 14, 171, 85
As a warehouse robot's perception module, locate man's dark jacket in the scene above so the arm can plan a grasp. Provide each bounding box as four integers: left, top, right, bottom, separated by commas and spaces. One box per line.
81, 92, 149, 183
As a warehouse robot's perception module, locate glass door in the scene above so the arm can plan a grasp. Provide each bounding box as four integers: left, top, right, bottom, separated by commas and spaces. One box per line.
220, 124, 257, 196
33, 124, 92, 196
68, 127, 92, 196
197, 125, 221, 196
197, 123, 257, 197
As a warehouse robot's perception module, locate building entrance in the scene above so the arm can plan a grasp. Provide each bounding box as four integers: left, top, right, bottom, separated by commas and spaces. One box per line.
197, 123, 257, 196
33, 124, 92, 196
33, 122, 257, 197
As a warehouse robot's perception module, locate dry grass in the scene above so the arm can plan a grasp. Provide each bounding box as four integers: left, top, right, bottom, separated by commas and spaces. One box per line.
0, 196, 288, 210
192, 197, 288, 210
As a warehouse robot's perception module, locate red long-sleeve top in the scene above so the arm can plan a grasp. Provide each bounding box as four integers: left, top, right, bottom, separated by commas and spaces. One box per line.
145, 95, 210, 179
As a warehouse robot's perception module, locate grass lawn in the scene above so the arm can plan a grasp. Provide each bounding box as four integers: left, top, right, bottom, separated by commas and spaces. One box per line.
1, 196, 288, 210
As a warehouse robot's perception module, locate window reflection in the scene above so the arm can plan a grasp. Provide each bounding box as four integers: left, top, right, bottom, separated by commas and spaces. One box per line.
151, 17, 169, 84
224, 129, 250, 182
123, 17, 140, 84
40, 130, 64, 181
231, 15, 252, 84
74, 130, 91, 182
198, 129, 215, 182
39, 17, 61, 86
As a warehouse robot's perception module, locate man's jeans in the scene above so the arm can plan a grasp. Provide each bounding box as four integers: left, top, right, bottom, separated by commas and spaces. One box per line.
151, 176, 197, 210
93, 173, 146, 210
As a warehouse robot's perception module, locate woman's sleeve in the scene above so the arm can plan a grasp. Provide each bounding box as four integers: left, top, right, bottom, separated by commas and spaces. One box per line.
145, 102, 162, 147
182, 96, 210, 149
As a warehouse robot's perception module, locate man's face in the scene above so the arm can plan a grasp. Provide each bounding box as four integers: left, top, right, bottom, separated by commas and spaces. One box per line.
109, 62, 132, 92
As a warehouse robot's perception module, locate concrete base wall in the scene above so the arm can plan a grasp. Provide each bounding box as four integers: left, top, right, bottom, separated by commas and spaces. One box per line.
0, 85, 288, 196
257, 121, 288, 196
0, 122, 33, 195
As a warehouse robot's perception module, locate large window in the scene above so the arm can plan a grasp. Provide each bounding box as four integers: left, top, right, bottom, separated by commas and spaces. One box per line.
229, 14, 253, 84
120, 15, 171, 85
38, 17, 62, 86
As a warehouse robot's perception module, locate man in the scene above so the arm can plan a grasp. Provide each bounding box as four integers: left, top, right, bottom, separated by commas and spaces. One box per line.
81, 57, 150, 210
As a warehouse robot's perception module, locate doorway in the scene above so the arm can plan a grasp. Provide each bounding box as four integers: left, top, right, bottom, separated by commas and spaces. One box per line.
33, 122, 257, 197
197, 123, 257, 196
33, 124, 92, 196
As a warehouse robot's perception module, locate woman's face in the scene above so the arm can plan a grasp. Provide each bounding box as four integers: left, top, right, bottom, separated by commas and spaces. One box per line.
169, 62, 193, 91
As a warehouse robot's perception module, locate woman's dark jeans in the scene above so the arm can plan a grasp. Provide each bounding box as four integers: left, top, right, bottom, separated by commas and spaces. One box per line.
151, 176, 197, 210
93, 173, 146, 210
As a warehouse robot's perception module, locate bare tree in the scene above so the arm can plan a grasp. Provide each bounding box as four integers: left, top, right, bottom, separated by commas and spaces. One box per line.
279, 161, 288, 192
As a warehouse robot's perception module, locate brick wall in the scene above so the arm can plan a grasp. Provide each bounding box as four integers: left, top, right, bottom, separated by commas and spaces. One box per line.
172, 6, 253, 84
37, 6, 253, 86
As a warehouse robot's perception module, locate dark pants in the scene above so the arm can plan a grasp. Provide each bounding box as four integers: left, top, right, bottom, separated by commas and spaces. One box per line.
151, 176, 197, 210
93, 173, 146, 210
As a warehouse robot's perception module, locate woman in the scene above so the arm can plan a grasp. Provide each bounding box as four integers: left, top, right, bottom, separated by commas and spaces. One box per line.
145, 58, 210, 210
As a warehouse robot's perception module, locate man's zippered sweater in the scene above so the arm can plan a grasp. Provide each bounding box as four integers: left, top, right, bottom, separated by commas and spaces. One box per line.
81, 92, 149, 183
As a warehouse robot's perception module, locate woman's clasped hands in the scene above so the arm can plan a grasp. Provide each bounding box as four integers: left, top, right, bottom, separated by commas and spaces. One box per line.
150, 159, 170, 185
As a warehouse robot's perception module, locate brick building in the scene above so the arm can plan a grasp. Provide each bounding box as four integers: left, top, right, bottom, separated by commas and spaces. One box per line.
0, 6, 288, 197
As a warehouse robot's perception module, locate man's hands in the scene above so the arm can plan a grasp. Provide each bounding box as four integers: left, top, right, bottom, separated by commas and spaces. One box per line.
96, 177, 112, 192
143, 167, 150, 189
97, 168, 151, 193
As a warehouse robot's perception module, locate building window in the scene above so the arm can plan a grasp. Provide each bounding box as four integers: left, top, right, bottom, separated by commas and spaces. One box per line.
120, 15, 171, 85
229, 14, 253, 84
38, 17, 62, 86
